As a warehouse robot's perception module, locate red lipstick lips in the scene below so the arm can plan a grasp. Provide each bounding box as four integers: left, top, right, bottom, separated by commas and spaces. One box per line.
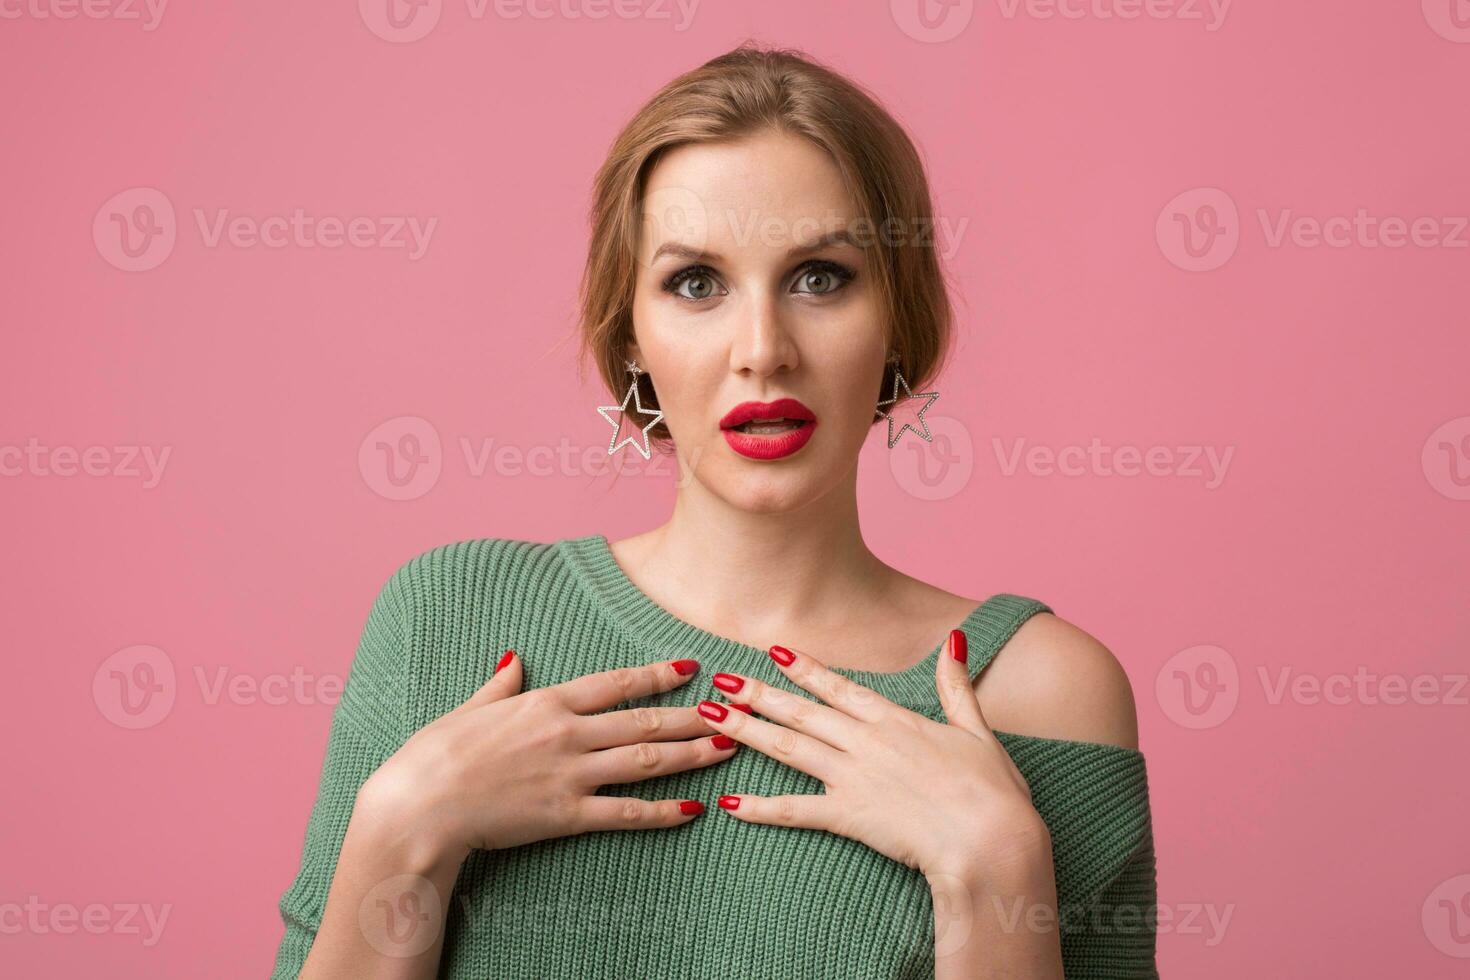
719, 397, 818, 460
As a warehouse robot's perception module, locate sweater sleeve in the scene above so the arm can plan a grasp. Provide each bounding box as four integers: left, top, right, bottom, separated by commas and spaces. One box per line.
999, 734, 1159, 980
269, 562, 415, 979
1058, 820, 1159, 979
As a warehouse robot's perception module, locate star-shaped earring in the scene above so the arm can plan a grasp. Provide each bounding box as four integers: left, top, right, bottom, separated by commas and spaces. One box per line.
874, 360, 939, 448
597, 360, 664, 459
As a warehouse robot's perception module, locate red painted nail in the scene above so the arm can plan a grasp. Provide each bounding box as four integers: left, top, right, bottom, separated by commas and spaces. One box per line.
496, 650, 515, 671
671, 659, 700, 676
949, 630, 968, 664
718, 795, 741, 810
711, 734, 736, 750
679, 800, 704, 816
712, 672, 744, 693
730, 703, 754, 715
768, 645, 796, 666
697, 700, 729, 722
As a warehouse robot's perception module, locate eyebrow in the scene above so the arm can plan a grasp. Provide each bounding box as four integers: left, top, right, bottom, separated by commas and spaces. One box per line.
648, 228, 861, 265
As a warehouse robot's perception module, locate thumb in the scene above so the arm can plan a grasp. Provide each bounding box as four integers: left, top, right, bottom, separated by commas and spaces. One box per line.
935, 630, 989, 738
462, 648, 524, 711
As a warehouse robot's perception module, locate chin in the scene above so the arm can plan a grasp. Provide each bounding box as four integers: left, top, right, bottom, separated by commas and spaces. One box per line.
699, 452, 843, 515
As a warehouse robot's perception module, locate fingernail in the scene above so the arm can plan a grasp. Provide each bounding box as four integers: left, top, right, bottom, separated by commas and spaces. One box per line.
671, 659, 700, 676
679, 800, 704, 816
711, 734, 736, 750
712, 672, 744, 693
496, 650, 515, 671
697, 700, 729, 722
768, 645, 796, 666
730, 703, 754, 715
949, 630, 968, 664
718, 795, 741, 810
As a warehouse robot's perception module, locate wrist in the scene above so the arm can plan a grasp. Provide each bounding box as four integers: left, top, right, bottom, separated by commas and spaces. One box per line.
927, 809, 1054, 892
353, 772, 470, 876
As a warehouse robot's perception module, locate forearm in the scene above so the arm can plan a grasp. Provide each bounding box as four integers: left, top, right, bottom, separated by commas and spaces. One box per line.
929, 833, 1065, 980
297, 785, 470, 980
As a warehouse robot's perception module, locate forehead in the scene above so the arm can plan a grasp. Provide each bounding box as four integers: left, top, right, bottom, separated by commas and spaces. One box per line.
639, 130, 860, 257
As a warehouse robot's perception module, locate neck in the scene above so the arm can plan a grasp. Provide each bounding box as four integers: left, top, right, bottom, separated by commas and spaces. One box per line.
614, 465, 892, 644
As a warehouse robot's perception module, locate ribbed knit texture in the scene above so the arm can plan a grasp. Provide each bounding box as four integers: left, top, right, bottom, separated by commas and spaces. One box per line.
271, 535, 1158, 979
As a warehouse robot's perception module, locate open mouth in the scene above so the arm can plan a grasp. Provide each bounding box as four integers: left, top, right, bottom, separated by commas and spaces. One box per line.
729, 418, 811, 435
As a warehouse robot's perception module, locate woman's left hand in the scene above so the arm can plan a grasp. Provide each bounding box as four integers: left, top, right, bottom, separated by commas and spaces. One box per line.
697, 630, 1053, 885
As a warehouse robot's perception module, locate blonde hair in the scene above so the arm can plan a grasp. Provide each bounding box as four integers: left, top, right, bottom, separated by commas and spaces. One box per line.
578, 41, 954, 448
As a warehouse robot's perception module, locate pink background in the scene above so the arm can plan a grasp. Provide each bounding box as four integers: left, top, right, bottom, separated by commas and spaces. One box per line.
3, 2, 1467, 977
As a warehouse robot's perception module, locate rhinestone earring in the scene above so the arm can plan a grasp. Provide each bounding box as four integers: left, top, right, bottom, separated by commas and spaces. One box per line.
874, 351, 940, 448
597, 358, 665, 459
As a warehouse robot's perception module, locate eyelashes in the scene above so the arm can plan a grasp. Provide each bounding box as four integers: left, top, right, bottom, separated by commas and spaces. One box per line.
660, 260, 857, 303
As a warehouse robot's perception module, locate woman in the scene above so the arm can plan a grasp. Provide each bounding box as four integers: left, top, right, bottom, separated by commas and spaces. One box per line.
272, 42, 1157, 980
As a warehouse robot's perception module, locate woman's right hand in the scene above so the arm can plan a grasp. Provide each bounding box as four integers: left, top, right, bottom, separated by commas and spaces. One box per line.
354, 651, 734, 868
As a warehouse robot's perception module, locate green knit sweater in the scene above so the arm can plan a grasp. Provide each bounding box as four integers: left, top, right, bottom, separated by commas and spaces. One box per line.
271, 535, 1158, 979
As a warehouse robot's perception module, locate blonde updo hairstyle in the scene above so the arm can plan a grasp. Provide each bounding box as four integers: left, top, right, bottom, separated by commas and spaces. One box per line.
578, 41, 954, 451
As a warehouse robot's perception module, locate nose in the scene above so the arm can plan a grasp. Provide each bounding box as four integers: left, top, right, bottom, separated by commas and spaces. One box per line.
728, 287, 799, 378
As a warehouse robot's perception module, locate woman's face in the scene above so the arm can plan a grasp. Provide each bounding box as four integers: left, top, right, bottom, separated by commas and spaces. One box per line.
629, 128, 887, 512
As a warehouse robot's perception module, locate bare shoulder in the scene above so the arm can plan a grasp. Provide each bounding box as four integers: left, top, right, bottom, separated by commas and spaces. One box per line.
972, 612, 1140, 750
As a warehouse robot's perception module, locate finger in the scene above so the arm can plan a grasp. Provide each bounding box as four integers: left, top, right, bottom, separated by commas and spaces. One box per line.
576, 795, 708, 832
694, 699, 842, 783
554, 658, 701, 715
714, 792, 830, 832
577, 704, 720, 750
764, 644, 899, 723
459, 648, 524, 713
934, 630, 990, 738
709, 671, 861, 750
581, 729, 738, 786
